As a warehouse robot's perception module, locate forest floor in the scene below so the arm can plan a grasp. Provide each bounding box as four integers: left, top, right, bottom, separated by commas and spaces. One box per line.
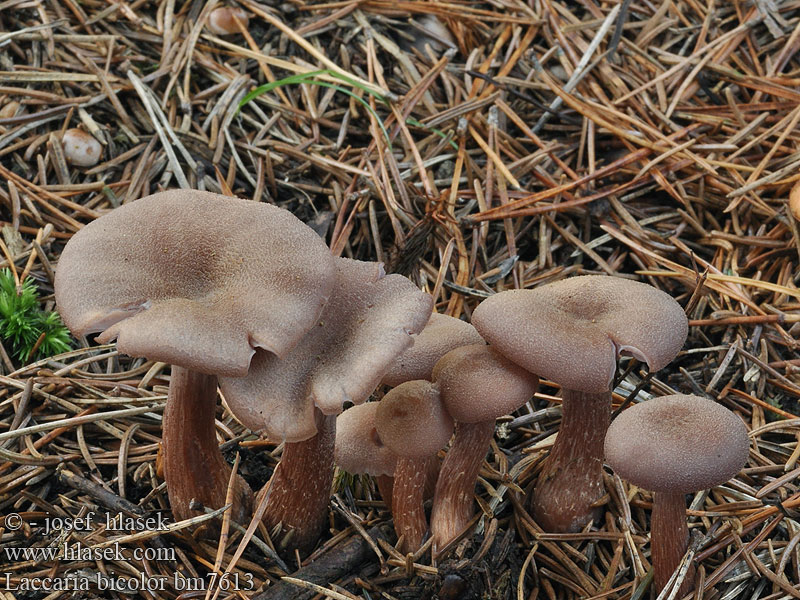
2, 0, 800, 599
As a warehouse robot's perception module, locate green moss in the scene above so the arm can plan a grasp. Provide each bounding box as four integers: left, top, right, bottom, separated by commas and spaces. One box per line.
0, 268, 71, 363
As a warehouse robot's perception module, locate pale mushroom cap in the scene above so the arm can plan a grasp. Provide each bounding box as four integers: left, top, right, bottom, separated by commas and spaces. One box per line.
375, 380, 453, 459
410, 15, 455, 54
0, 101, 20, 119
790, 180, 800, 222
207, 7, 249, 35
62, 128, 102, 167
382, 313, 485, 386
220, 258, 433, 442
433, 344, 538, 423
335, 403, 397, 477
55, 190, 336, 377
472, 276, 688, 393
604, 394, 750, 494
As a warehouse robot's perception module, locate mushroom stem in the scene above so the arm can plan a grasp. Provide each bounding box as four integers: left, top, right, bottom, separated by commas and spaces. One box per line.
392, 456, 437, 553
530, 388, 608, 532
163, 366, 253, 523
261, 411, 336, 553
652, 491, 693, 595
375, 474, 394, 511
430, 420, 495, 554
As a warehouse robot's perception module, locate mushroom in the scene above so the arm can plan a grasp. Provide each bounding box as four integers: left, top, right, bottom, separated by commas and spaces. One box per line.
790, 180, 800, 222
404, 15, 456, 56
335, 402, 397, 507
382, 312, 485, 387
207, 6, 249, 35
472, 275, 688, 532
604, 394, 749, 594
430, 344, 538, 553
62, 128, 102, 167
220, 258, 432, 551
54, 189, 337, 525
375, 380, 453, 552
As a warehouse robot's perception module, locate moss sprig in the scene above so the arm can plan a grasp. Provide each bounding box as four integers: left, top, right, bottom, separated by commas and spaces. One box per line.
0, 268, 71, 362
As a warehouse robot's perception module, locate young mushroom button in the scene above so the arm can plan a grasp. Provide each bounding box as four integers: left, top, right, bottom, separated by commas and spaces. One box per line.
54, 190, 337, 526
430, 344, 538, 555
472, 275, 688, 532
335, 402, 398, 507
62, 128, 102, 167
220, 258, 432, 552
375, 380, 454, 553
604, 394, 749, 595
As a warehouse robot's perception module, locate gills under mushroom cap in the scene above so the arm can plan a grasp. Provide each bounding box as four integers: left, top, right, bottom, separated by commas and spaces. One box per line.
471, 276, 688, 392
55, 190, 337, 377
604, 394, 750, 493
220, 258, 433, 442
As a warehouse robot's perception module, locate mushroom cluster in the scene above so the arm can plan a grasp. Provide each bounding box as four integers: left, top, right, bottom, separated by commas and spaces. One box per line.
473, 275, 688, 532
55, 189, 433, 553
57, 195, 746, 572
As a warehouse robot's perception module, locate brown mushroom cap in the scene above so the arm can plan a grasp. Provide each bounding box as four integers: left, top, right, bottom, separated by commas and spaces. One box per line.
472, 276, 688, 393
433, 344, 538, 423
207, 7, 249, 35
382, 313, 485, 386
335, 403, 397, 477
604, 394, 749, 493
220, 258, 433, 442
62, 128, 102, 167
55, 190, 336, 377
790, 180, 800, 222
375, 380, 453, 459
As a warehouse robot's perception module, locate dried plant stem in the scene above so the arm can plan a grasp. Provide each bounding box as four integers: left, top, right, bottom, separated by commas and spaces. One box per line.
430, 420, 495, 554
260, 412, 336, 553
530, 389, 609, 532
163, 366, 253, 523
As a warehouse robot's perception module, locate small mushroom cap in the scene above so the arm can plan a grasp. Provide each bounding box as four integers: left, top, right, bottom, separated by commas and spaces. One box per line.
207, 7, 249, 35
55, 190, 336, 376
382, 313, 485, 386
335, 403, 397, 477
790, 180, 800, 222
375, 380, 453, 459
433, 344, 538, 423
472, 276, 688, 393
408, 15, 456, 54
604, 394, 749, 494
220, 258, 433, 442
62, 128, 102, 167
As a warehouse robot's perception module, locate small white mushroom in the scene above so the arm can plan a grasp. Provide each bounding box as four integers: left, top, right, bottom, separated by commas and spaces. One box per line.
62, 128, 102, 167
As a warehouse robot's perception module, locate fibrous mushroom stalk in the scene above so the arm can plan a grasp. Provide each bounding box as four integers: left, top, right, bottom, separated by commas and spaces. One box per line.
531, 389, 609, 532
392, 456, 437, 553
652, 491, 694, 595
430, 420, 495, 554
375, 474, 395, 511
260, 412, 336, 553
163, 366, 253, 523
